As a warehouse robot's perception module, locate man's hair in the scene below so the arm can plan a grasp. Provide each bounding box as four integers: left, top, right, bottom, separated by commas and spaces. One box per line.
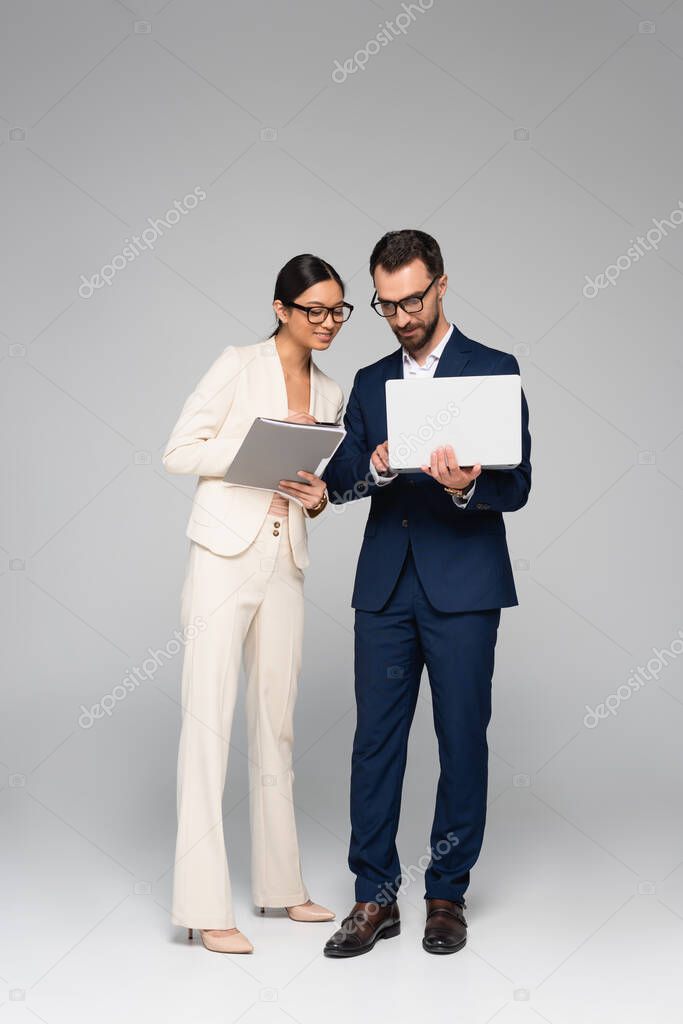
369, 229, 444, 279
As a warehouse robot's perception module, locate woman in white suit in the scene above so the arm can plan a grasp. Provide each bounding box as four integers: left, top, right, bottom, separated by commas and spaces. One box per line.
162, 254, 351, 954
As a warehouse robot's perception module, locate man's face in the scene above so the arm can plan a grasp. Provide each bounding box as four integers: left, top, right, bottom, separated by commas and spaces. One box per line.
372, 259, 445, 356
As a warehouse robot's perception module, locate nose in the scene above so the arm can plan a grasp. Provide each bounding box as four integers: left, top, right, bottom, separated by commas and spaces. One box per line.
319, 310, 335, 328
394, 306, 411, 327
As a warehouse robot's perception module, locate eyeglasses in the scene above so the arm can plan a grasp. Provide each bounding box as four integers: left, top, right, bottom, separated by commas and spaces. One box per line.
370, 274, 440, 318
287, 301, 354, 324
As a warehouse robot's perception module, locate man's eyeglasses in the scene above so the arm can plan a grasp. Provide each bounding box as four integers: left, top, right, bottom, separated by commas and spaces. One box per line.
288, 301, 354, 324
370, 274, 440, 318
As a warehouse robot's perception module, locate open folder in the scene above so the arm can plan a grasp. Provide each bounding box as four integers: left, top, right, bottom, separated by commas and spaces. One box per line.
224, 417, 346, 506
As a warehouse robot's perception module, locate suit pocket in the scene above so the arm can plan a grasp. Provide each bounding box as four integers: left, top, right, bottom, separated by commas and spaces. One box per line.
191, 482, 234, 528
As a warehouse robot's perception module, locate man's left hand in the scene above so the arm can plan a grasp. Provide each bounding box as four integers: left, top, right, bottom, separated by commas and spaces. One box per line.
420, 445, 481, 490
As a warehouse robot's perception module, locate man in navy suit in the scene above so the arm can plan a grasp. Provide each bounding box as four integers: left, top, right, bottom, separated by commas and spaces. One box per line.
321, 230, 531, 958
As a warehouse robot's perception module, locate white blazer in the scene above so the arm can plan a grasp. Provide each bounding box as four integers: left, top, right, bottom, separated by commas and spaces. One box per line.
162, 336, 344, 569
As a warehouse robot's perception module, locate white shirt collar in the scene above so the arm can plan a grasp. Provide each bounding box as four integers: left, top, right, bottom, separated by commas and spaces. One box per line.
402, 322, 454, 371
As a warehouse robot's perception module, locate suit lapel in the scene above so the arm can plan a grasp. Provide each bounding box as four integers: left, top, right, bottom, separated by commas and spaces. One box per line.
432, 323, 472, 378
261, 336, 289, 418
375, 347, 404, 438
310, 359, 326, 419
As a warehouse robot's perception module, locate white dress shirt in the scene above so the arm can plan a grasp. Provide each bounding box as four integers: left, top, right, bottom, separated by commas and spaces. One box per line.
369, 323, 477, 507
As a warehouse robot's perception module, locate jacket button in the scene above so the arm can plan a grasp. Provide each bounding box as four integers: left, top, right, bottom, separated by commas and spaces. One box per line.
402, 518, 408, 527
274, 521, 281, 527
273, 529, 280, 536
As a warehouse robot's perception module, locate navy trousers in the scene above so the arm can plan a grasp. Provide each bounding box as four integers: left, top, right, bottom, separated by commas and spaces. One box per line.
349, 541, 502, 906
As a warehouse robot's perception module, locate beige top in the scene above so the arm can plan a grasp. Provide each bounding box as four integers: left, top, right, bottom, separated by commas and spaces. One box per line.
267, 409, 303, 517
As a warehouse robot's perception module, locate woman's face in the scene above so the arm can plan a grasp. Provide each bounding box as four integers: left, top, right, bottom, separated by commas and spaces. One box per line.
276, 278, 347, 352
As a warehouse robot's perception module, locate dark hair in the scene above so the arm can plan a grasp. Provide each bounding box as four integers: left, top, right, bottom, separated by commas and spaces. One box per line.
270, 254, 345, 336
369, 229, 444, 280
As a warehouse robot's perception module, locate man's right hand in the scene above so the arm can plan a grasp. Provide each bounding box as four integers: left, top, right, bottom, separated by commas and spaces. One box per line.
371, 441, 393, 476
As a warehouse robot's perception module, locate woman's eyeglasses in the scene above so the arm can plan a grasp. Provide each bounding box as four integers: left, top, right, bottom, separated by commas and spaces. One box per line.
370, 274, 439, 318
288, 301, 354, 324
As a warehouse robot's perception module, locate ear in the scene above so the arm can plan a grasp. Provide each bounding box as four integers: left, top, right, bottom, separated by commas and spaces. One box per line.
438, 273, 448, 300
273, 299, 288, 325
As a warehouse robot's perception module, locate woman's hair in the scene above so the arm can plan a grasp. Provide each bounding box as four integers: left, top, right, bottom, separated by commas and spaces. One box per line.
270, 254, 345, 336
369, 229, 444, 279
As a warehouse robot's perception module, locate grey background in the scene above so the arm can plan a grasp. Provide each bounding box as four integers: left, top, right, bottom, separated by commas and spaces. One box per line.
2, 0, 683, 1021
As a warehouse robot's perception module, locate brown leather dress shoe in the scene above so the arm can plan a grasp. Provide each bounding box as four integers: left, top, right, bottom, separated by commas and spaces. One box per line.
323, 901, 400, 958
422, 898, 467, 954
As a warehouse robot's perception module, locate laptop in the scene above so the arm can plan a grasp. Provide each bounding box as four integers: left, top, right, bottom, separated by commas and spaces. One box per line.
385, 374, 521, 472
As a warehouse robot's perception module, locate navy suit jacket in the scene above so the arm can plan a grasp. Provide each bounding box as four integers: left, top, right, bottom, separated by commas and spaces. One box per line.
322, 324, 532, 613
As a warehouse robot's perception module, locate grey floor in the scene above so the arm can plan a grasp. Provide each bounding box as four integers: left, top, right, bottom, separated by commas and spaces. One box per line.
6, 616, 683, 1023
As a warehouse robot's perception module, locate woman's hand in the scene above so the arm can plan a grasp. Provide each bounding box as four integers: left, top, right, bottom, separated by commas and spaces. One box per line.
285, 412, 317, 425
277, 471, 327, 509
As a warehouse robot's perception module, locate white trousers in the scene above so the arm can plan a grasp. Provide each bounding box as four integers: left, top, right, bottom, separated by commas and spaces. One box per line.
171, 512, 309, 929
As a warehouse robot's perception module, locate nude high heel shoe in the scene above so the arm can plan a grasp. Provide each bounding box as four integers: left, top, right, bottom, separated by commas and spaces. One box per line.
187, 927, 254, 954
287, 901, 335, 922
256, 900, 335, 922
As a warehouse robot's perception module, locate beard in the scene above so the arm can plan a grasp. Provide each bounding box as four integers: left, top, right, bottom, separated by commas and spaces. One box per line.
393, 308, 440, 356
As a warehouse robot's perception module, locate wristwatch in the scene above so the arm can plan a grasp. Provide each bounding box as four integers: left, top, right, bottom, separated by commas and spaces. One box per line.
444, 480, 474, 498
